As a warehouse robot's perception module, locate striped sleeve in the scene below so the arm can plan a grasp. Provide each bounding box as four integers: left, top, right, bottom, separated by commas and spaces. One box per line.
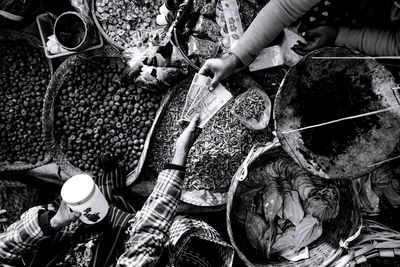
0, 206, 49, 263
116, 169, 184, 267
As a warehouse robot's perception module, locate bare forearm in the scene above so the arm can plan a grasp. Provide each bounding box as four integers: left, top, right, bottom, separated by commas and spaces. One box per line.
231, 0, 321, 65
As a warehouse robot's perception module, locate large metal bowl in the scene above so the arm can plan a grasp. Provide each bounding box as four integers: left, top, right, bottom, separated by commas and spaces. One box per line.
274, 47, 400, 179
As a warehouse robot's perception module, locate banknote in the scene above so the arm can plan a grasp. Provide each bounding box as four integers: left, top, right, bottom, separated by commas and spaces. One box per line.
184, 81, 232, 128
181, 73, 211, 120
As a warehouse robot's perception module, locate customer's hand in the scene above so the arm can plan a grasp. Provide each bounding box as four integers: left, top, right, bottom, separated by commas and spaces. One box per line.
173, 115, 201, 166
199, 53, 241, 91
292, 26, 338, 55
50, 201, 81, 230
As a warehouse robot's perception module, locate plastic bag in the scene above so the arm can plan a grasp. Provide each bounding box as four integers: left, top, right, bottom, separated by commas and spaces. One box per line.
231, 87, 271, 130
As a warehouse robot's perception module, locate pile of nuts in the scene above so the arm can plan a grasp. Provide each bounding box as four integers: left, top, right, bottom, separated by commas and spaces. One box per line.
0, 41, 50, 164
95, 0, 164, 49
54, 57, 161, 177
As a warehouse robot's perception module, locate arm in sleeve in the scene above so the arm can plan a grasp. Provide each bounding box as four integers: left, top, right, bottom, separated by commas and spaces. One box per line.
231, 0, 322, 65
116, 168, 184, 267
0, 206, 52, 263
335, 27, 400, 56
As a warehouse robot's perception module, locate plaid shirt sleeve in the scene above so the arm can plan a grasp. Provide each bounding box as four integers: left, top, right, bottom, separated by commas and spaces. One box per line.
116, 168, 184, 267
0, 206, 50, 263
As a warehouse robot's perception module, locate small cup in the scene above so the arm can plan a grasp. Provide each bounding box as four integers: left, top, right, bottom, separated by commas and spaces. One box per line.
54, 11, 95, 52
61, 174, 109, 224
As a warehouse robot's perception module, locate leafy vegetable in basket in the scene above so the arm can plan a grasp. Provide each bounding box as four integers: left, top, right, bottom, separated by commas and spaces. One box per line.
294, 215, 322, 250
291, 173, 340, 222
245, 210, 270, 253
281, 179, 304, 225
237, 154, 339, 261
304, 184, 340, 222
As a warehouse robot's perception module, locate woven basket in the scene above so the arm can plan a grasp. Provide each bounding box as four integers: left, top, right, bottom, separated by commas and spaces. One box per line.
0, 30, 53, 173
42, 46, 172, 184
226, 141, 362, 267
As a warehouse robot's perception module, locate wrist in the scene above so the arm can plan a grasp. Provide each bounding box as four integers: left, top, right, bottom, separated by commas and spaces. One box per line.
224, 53, 242, 70
50, 216, 62, 230
172, 150, 188, 166
38, 210, 58, 235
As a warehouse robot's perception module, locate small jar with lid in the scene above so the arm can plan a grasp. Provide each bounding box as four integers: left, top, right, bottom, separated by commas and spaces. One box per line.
61, 174, 109, 224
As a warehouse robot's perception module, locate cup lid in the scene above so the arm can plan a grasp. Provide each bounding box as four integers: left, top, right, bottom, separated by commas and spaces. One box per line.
61, 174, 94, 204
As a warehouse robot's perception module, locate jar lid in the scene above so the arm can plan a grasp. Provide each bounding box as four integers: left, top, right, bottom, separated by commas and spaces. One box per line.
61, 174, 94, 204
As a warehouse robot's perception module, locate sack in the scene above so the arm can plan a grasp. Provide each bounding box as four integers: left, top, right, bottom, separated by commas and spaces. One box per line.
231, 87, 271, 131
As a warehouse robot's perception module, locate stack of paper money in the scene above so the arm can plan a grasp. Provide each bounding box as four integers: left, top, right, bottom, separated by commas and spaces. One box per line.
181, 73, 232, 128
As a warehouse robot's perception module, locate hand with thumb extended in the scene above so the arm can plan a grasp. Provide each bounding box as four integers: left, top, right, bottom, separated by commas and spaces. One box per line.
292, 26, 338, 55
199, 53, 241, 91
50, 201, 81, 230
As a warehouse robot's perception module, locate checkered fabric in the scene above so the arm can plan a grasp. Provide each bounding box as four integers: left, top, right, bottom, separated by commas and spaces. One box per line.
166, 215, 234, 267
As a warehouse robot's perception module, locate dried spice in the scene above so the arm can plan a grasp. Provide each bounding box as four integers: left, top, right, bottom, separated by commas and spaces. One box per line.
54, 57, 161, 177
0, 41, 51, 164
294, 215, 322, 250
148, 84, 271, 191
231, 87, 271, 131
304, 184, 340, 222
233, 88, 266, 121
95, 0, 165, 49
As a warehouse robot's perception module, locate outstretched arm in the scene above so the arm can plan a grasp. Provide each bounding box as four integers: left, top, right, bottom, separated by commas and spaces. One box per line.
0, 200, 79, 264
117, 115, 200, 267
335, 27, 400, 56
200, 0, 321, 90
231, 0, 321, 65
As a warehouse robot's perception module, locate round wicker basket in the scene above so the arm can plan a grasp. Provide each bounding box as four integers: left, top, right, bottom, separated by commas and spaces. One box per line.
226, 142, 362, 267
274, 47, 400, 180
42, 46, 171, 183
91, 0, 125, 51
0, 30, 53, 172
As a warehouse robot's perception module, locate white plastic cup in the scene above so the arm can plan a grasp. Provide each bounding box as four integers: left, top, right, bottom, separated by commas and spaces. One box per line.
61, 174, 109, 224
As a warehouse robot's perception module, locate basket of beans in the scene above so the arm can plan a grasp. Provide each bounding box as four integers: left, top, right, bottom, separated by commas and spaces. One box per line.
42, 46, 172, 182
0, 30, 53, 172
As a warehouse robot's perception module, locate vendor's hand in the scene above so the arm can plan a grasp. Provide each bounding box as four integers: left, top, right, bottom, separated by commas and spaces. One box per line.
199, 53, 241, 91
173, 115, 201, 166
50, 201, 80, 230
292, 26, 338, 55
